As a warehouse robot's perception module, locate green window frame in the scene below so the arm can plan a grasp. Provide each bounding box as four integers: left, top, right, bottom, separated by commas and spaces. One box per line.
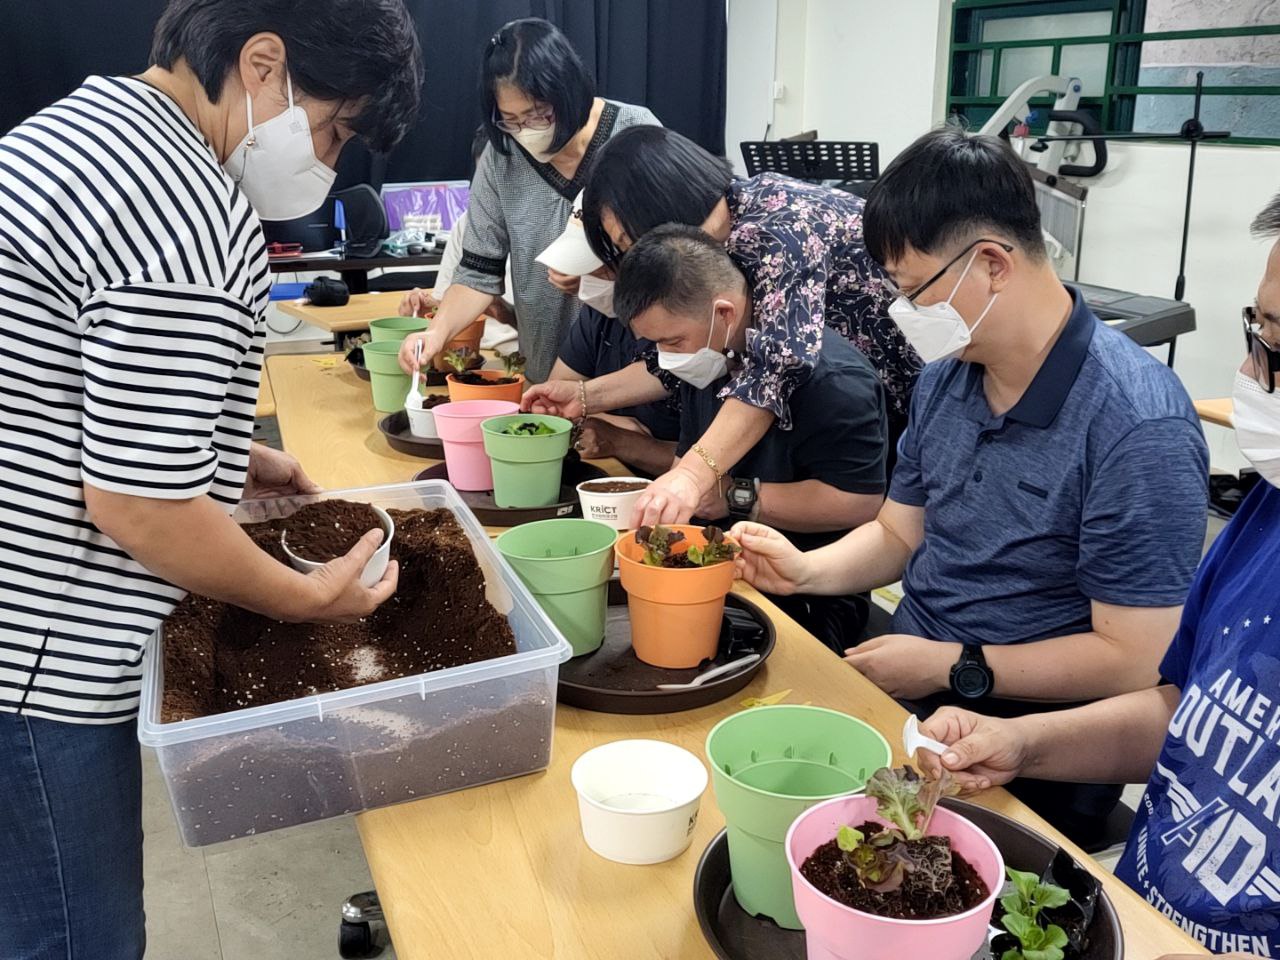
947, 0, 1280, 147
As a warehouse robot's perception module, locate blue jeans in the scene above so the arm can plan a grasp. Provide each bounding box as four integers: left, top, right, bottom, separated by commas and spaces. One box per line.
0, 713, 145, 960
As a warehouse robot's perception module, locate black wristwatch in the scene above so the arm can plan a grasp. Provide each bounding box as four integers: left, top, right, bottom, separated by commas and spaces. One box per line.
949, 644, 994, 700
726, 477, 759, 521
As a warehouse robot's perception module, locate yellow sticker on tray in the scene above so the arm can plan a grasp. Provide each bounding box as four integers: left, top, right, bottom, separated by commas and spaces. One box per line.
740, 689, 792, 708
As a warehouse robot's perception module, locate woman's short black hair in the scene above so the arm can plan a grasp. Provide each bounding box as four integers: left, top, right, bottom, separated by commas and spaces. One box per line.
480, 18, 595, 158
863, 126, 1045, 266
582, 126, 734, 265
150, 0, 423, 154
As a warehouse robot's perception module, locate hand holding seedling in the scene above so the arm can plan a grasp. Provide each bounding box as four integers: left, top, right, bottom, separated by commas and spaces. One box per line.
633, 466, 702, 526
521, 378, 584, 418
727, 521, 811, 595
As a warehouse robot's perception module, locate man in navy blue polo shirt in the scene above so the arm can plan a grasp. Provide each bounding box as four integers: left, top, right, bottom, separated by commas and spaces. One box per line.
615, 225, 889, 650
732, 128, 1209, 845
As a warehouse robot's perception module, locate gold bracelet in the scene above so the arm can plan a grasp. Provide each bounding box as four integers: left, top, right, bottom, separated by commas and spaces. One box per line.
690, 443, 723, 479
578, 379, 589, 421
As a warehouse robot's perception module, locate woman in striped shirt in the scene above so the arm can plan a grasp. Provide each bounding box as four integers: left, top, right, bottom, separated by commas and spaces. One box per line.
0, 1, 421, 955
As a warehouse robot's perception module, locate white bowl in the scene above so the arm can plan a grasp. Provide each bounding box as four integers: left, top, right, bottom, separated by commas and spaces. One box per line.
281, 504, 394, 588
406, 405, 438, 439
575, 477, 651, 531
570, 739, 708, 864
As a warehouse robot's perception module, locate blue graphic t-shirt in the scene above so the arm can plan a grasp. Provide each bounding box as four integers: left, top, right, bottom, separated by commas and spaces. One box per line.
1116, 479, 1280, 956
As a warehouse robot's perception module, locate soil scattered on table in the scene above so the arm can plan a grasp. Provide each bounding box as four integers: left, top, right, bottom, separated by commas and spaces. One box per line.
581, 480, 650, 494
800, 821, 989, 920
281, 500, 385, 563
161, 506, 516, 722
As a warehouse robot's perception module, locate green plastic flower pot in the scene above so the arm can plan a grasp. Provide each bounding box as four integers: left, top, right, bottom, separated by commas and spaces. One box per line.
704, 704, 891, 930
363, 340, 412, 413
495, 519, 617, 656
368, 315, 429, 343
481, 415, 573, 508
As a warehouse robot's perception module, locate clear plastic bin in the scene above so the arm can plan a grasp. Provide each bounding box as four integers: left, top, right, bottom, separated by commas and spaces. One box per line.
138, 480, 572, 846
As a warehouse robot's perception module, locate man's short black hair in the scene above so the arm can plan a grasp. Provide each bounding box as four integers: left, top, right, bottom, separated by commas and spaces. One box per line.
480, 18, 595, 158
150, 0, 423, 154
615, 224, 747, 329
583, 126, 734, 266
1252, 191, 1280, 238
864, 127, 1046, 266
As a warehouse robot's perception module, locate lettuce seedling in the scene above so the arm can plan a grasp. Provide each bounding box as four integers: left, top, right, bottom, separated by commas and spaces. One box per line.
636, 525, 685, 566
686, 526, 740, 567
500, 351, 527, 377
443, 347, 476, 374
999, 867, 1072, 960
500, 421, 555, 436
865, 765, 954, 840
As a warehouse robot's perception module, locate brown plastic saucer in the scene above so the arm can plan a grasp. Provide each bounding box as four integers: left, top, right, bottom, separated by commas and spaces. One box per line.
411, 458, 608, 525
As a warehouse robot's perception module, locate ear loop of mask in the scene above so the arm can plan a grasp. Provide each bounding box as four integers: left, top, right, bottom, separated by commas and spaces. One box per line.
244, 73, 295, 148
948, 249, 999, 335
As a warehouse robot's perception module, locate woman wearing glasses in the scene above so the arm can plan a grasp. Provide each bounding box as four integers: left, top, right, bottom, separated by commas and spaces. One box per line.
397, 18, 657, 383
520, 126, 921, 524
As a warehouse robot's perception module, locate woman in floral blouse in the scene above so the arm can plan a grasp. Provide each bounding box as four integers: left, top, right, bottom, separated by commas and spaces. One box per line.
522, 125, 920, 524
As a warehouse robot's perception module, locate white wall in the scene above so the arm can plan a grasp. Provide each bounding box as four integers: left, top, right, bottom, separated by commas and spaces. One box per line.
726, 0, 1280, 472
725, 0, 780, 176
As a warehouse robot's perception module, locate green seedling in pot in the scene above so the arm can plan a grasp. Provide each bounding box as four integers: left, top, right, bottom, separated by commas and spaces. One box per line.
500, 350, 527, 377
686, 525, 740, 567
443, 347, 477, 374
500, 420, 556, 436
997, 867, 1071, 960
637, 524, 686, 566
831, 765, 960, 894
635, 524, 739, 568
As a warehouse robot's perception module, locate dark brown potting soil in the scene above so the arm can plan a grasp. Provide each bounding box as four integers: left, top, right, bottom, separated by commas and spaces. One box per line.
161, 507, 516, 722
581, 480, 650, 493
419, 394, 450, 410
800, 823, 990, 920
281, 499, 385, 562
451, 371, 518, 386
662, 554, 698, 569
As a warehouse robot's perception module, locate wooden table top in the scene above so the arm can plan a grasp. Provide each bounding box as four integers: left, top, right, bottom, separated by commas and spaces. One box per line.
255, 357, 276, 419
266, 352, 1204, 959
1194, 397, 1233, 429
275, 292, 412, 334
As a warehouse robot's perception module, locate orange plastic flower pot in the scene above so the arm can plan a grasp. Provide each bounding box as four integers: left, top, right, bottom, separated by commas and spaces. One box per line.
615, 525, 737, 668
431, 317, 486, 372
446, 370, 526, 403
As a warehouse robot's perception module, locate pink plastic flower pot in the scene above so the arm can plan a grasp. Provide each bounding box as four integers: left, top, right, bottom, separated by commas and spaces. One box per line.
432, 400, 519, 491
785, 795, 1003, 960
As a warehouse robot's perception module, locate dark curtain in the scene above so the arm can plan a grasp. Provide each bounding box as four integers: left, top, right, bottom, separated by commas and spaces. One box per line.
2, 1, 727, 188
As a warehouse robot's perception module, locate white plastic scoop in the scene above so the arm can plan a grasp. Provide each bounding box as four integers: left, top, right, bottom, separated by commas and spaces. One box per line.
655, 654, 760, 691
404, 339, 424, 411
902, 714, 950, 758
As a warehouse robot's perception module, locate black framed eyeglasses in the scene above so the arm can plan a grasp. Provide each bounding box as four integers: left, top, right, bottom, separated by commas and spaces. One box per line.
896, 237, 1015, 303
1243, 306, 1280, 394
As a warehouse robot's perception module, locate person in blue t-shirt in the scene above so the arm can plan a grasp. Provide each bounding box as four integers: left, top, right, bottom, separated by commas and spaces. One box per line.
731, 128, 1209, 847
917, 192, 1280, 960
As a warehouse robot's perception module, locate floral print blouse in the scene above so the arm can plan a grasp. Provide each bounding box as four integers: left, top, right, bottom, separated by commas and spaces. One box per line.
648, 174, 921, 430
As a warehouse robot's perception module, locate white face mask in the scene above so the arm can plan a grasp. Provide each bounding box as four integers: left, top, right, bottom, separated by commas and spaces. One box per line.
887, 250, 998, 363
223, 74, 336, 222
658, 306, 731, 389
1233, 369, 1280, 487
513, 124, 558, 162
578, 274, 616, 317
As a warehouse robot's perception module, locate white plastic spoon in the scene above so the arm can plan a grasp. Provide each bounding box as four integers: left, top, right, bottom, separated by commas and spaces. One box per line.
656, 654, 761, 691
902, 714, 951, 758
404, 339, 424, 411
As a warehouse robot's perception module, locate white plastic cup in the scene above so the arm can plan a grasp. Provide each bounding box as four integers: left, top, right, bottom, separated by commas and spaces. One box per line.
576, 477, 651, 531
406, 406, 438, 439
570, 739, 708, 865
281, 504, 395, 588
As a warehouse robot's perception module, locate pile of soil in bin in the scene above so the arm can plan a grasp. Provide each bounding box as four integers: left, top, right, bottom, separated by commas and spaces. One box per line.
581, 480, 650, 493
450, 370, 519, 385
282, 500, 385, 562
801, 821, 990, 920
161, 505, 516, 722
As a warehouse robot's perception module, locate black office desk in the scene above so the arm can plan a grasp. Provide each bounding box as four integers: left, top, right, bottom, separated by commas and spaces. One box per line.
268, 251, 443, 294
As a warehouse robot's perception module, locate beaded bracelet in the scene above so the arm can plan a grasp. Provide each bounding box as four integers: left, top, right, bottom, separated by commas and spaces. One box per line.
578, 379, 588, 421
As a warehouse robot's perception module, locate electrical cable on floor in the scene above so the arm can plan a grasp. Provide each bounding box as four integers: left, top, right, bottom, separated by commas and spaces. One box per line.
266, 270, 305, 336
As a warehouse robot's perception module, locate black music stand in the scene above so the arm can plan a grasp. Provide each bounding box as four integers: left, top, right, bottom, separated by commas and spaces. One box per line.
740, 140, 880, 192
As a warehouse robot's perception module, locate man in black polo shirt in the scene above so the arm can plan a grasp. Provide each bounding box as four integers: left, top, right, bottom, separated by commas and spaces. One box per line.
614, 225, 888, 649
731, 128, 1209, 846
